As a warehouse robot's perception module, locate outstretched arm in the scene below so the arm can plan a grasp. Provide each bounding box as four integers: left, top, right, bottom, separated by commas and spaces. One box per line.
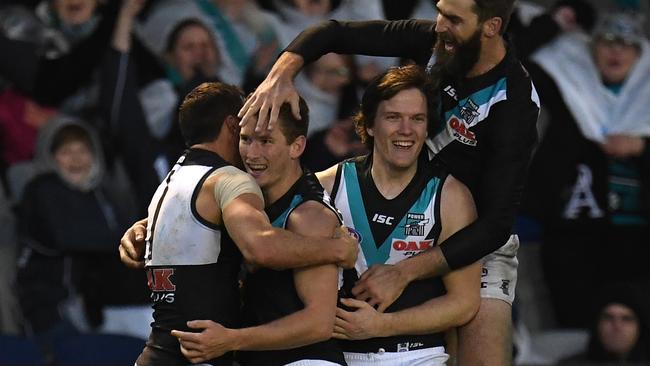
238, 19, 436, 130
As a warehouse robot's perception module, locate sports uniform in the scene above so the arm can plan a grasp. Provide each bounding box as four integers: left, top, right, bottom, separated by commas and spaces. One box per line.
286, 19, 540, 303
238, 170, 346, 366
137, 148, 260, 366
332, 153, 449, 365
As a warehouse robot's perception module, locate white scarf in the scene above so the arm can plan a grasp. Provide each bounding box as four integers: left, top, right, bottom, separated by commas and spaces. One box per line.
531, 31, 650, 142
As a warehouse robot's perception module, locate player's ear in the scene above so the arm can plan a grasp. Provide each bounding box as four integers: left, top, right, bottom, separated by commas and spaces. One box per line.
290, 135, 306, 159
482, 17, 502, 38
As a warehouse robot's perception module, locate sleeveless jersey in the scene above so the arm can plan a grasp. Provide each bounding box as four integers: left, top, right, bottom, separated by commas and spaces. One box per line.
237, 170, 346, 366
332, 152, 448, 353
137, 148, 242, 366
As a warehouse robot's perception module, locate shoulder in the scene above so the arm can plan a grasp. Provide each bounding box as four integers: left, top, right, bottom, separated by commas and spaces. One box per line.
316, 164, 339, 194
287, 200, 340, 237
207, 165, 263, 208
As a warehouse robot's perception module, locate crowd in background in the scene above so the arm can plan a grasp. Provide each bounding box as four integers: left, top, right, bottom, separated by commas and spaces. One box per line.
0, 0, 648, 364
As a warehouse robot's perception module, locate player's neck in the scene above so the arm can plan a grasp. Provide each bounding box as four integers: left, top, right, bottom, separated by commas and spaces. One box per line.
263, 163, 303, 206
192, 142, 238, 165
370, 158, 418, 200
466, 36, 506, 78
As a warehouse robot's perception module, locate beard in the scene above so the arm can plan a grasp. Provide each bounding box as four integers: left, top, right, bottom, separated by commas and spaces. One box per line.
433, 29, 482, 77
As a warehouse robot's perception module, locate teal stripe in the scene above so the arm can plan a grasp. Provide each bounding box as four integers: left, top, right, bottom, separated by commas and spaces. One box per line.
343, 163, 441, 266
271, 195, 303, 229
444, 77, 507, 121
195, 0, 249, 72
343, 163, 388, 265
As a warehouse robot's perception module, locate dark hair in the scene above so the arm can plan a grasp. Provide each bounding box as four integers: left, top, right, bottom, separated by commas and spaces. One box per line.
276, 97, 309, 144
178, 82, 244, 146
584, 282, 650, 362
51, 124, 92, 154
165, 18, 213, 53
353, 65, 437, 150
472, 0, 516, 34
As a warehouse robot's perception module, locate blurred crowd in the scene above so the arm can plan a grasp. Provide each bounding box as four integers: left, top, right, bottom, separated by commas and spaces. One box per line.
0, 0, 648, 364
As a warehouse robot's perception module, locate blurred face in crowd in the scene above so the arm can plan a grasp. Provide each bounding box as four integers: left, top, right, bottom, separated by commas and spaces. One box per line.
292, 0, 331, 16
168, 24, 220, 82
597, 303, 640, 357
54, 139, 95, 187
434, 0, 483, 76
593, 37, 641, 84
53, 0, 98, 26
309, 53, 350, 95
369, 88, 428, 172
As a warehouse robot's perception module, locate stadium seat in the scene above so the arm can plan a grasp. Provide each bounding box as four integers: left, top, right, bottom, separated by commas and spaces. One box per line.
53, 333, 145, 366
0, 335, 47, 366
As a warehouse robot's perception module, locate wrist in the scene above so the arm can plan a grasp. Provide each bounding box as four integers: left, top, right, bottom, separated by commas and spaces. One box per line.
229, 328, 246, 351
394, 260, 416, 284
269, 52, 303, 81
377, 312, 396, 337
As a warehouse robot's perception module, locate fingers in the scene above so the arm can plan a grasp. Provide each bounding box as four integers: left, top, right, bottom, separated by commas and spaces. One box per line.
238, 95, 258, 125
288, 93, 301, 121
187, 319, 215, 330
340, 297, 370, 310
171, 330, 200, 343
118, 244, 144, 269
179, 344, 206, 364
255, 100, 271, 132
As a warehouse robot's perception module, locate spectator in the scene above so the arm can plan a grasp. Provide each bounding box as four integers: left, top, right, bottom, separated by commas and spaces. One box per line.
15, 117, 149, 341
560, 283, 650, 364
523, 11, 650, 327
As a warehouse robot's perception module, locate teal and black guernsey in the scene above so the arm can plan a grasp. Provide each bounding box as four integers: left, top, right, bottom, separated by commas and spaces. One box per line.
237, 170, 347, 366
332, 152, 447, 353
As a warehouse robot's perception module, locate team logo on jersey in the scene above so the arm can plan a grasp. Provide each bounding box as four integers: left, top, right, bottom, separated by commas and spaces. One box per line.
404, 213, 429, 236
147, 268, 176, 291
446, 115, 477, 146
147, 268, 176, 303
443, 85, 458, 100
460, 99, 480, 125
347, 227, 363, 244
392, 239, 433, 252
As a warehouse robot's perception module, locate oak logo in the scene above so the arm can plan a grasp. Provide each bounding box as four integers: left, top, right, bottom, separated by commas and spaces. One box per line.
147, 268, 176, 292
392, 240, 433, 252
447, 115, 477, 146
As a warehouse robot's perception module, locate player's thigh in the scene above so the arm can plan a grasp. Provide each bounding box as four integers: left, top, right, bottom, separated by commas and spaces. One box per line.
457, 298, 512, 366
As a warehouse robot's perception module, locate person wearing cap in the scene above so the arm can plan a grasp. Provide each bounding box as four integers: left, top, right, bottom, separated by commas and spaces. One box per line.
522, 11, 650, 328
559, 282, 650, 363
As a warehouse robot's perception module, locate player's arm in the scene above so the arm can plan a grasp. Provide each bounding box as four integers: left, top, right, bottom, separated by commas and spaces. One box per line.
335, 176, 480, 339
393, 98, 539, 283
216, 169, 356, 270
231, 202, 340, 350
239, 19, 436, 129
172, 203, 341, 363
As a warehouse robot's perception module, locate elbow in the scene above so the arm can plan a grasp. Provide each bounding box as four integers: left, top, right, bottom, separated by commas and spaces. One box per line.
456, 295, 481, 327
306, 310, 335, 343
311, 319, 335, 343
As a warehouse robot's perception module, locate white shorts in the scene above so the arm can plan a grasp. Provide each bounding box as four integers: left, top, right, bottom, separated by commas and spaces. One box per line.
344, 346, 448, 366
284, 360, 342, 366
480, 234, 519, 305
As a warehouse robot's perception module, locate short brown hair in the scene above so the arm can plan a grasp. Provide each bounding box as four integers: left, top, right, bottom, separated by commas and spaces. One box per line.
178, 82, 244, 146
276, 97, 309, 144
472, 0, 516, 34
353, 65, 437, 150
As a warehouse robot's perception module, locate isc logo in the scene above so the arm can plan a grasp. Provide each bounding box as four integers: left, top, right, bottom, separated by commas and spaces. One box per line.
372, 214, 394, 225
